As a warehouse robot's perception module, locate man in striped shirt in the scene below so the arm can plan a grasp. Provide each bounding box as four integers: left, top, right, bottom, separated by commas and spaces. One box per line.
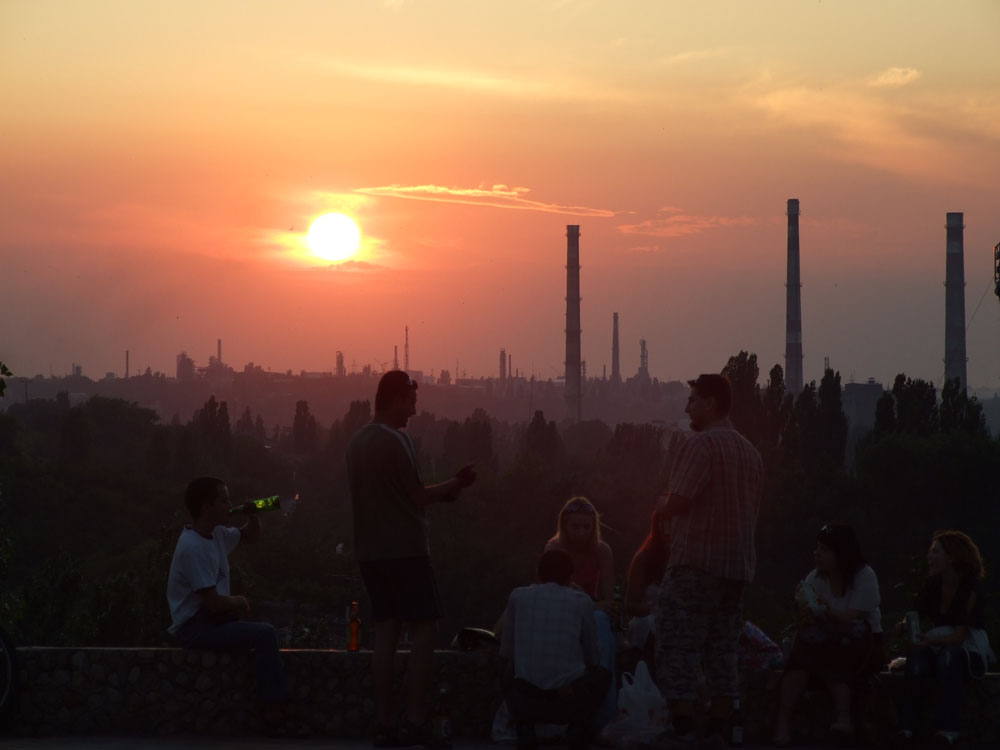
655, 373, 763, 745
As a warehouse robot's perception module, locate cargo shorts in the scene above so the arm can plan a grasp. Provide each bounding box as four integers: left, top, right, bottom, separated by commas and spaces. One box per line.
654, 565, 744, 701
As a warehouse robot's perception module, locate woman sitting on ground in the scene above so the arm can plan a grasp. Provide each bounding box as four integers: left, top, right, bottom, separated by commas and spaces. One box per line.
773, 523, 884, 746
895, 530, 994, 746
544, 496, 617, 729
624, 497, 669, 652
544, 496, 615, 609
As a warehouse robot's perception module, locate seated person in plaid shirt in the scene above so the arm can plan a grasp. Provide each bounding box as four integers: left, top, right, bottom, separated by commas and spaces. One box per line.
500, 549, 612, 750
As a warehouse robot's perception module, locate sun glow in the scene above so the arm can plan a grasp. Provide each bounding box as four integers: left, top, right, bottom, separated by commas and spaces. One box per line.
307, 213, 361, 261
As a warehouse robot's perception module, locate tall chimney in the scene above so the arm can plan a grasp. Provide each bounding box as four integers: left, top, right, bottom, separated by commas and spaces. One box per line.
393, 345, 399, 371
565, 225, 582, 422
785, 198, 804, 394
944, 212, 967, 390
499, 348, 507, 381
125, 350, 129, 379
217, 338, 222, 366
404, 326, 410, 372
611, 312, 621, 385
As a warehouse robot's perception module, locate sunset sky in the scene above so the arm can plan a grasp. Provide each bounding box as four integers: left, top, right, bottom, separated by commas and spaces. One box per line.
3, 0, 1000, 390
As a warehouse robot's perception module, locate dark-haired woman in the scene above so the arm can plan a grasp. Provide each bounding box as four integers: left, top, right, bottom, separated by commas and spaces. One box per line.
773, 523, 883, 746
895, 530, 995, 746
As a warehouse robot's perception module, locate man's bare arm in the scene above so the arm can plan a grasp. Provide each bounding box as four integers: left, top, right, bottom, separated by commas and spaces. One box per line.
410, 464, 477, 508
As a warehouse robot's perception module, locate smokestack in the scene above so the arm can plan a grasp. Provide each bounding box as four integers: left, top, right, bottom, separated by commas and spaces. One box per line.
944, 212, 967, 391
217, 338, 222, 366
508, 353, 512, 381
405, 325, 410, 372
785, 199, 804, 394
125, 350, 129, 379
565, 225, 582, 422
611, 312, 621, 385
499, 348, 507, 381
393, 345, 399, 371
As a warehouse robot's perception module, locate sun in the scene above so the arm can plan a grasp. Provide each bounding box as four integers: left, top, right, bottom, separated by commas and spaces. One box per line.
307, 213, 361, 261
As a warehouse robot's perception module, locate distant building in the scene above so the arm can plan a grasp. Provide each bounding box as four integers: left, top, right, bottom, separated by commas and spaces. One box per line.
843, 378, 883, 431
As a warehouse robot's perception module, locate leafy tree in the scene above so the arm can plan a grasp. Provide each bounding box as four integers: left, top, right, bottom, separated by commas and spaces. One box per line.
0, 361, 10, 397
939, 377, 989, 437
463, 408, 493, 466
235, 406, 255, 436
58, 406, 92, 466
891, 374, 938, 436
722, 350, 762, 443
761, 364, 792, 447
520, 410, 562, 466
292, 400, 319, 454
816, 369, 848, 468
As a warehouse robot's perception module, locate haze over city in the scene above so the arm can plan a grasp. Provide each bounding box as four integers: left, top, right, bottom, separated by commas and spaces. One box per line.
3, 0, 999, 388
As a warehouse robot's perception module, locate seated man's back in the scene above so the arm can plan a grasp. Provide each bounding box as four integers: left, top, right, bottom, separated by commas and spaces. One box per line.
503, 582, 599, 690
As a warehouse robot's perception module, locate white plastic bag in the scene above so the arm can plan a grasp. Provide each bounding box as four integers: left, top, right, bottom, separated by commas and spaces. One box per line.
600, 660, 669, 746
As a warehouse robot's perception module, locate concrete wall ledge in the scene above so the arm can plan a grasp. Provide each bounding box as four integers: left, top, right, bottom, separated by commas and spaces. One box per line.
6, 647, 1000, 743
8, 647, 499, 738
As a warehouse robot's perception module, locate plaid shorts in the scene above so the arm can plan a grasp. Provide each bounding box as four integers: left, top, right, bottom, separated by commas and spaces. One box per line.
654, 566, 744, 701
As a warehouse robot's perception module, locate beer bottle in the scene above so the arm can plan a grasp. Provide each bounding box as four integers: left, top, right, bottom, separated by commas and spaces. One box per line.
228, 495, 281, 515
432, 684, 452, 745
612, 584, 624, 632
730, 697, 744, 746
348, 601, 361, 651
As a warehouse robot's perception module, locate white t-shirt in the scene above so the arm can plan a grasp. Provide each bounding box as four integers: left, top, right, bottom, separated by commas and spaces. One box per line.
166, 525, 241, 635
805, 564, 882, 633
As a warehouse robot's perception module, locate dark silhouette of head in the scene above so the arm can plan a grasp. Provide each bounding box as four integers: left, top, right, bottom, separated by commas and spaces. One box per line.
537, 549, 575, 586
816, 522, 865, 588
185, 476, 227, 520
685, 373, 732, 431
375, 370, 419, 427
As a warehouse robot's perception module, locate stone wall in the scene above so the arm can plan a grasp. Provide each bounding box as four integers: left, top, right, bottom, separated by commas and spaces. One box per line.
7, 647, 1000, 744
9, 647, 499, 738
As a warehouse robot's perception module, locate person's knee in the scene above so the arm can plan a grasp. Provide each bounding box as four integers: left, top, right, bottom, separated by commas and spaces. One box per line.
251, 622, 280, 650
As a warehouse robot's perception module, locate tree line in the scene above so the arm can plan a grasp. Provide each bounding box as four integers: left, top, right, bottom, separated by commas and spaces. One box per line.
0, 351, 996, 650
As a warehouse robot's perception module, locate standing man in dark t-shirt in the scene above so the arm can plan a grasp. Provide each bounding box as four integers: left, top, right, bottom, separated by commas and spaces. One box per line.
347, 370, 476, 747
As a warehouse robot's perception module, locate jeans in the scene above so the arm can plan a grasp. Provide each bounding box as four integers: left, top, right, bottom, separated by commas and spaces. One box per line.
899, 645, 969, 734
175, 610, 286, 705
501, 661, 612, 750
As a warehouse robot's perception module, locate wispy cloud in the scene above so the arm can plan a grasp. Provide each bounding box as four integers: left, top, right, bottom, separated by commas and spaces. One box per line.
617, 207, 756, 239
656, 48, 729, 66
742, 74, 998, 186
317, 60, 639, 103
868, 67, 922, 88
355, 184, 616, 217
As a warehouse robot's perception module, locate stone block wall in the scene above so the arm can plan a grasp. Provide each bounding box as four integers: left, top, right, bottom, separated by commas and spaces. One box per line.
6, 647, 1000, 744
9, 647, 499, 738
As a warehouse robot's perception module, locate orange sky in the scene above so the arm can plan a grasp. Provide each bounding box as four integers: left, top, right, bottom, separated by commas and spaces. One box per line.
2, 0, 1000, 389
